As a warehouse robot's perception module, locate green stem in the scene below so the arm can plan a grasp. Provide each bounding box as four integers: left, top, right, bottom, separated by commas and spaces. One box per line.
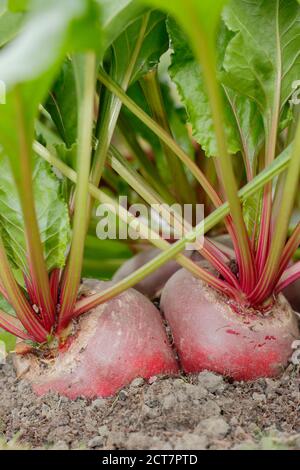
141, 70, 194, 204
118, 113, 175, 204
34, 141, 291, 314
12, 89, 55, 331
58, 52, 96, 330
90, 13, 151, 195
0, 234, 48, 342
0, 308, 34, 341
108, 146, 240, 288
98, 69, 223, 209
38, 146, 237, 300
256, 8, 281, 273
193, 40, 255, 293
250, 118, 300, 303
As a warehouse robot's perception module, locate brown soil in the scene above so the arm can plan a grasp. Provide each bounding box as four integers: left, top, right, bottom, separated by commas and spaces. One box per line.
1, 357, 300, 450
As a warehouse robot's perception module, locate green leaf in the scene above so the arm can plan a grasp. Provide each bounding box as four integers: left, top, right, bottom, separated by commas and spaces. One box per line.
0, 291, 17, 352
138, 0, 227, 45
0, 1, 24, 47
0, 153, 70, 274
168, 17, 241, 157
99, 0, 147, 53
0, 294, 15, 316
91, 9, 168, 190
167, 15, 265, 173
107, 9, 168, 88
8, 0, 29, 12
222, 0, 300, 130
0, 0, 102, 89
45, 58, 78, 148
120, 82, 170, 181
224, 89, 264, 174
0, 1, 102, 292
0, 328, 16, 352
35, 120, 64, 149
0, 0, 103, 172
53, 142, 78, 202
160, 82, 194, 160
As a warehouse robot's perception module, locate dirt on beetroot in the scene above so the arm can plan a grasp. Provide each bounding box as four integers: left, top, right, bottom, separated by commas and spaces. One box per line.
1, 356, 300, 450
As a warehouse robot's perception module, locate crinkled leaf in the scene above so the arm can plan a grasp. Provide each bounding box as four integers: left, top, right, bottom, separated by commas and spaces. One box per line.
168, 17, 241, 157
168, 16, 265, 170
222, 0, 300, 129
0, 153, 70, 274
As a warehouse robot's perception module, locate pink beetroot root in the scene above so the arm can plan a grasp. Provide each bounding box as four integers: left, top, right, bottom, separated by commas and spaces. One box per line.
14, 281, 178, 399
283, 278, 300, 313
113, 247, 202, 299
161, 268, 299, 381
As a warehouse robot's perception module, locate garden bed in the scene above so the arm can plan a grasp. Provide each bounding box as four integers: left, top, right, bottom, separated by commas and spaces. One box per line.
1, 356, 300, 450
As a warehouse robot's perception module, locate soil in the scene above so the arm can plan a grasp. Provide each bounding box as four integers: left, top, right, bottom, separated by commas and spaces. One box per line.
1, 357, 300, 450
1, 279, 300, 451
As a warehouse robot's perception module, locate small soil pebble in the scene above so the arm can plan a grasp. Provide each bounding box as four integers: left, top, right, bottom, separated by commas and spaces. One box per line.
130, 378, 144, 388
198, 371, 226, 393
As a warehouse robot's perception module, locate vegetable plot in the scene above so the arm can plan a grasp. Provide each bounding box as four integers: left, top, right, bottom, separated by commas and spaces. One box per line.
0, 0, 300, 397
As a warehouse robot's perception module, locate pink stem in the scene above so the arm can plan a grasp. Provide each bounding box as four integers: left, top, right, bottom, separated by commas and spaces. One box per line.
251, 222, 300, 305
278, 222, 300, 274
201, 239, 240, 289
50, 269, 61, 307
0, 282, 9, 302
255, 188, 271, 275
275, 261, 300, 293
0, 310, 34, 341
24, 274, 38, 306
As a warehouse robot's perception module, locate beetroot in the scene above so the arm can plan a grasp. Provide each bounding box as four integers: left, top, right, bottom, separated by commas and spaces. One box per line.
14, 281, 178, 398
113, 247, 202, 299
283, 278, 300, 313
161, 268, 299, 380
113, 248, 179, 298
